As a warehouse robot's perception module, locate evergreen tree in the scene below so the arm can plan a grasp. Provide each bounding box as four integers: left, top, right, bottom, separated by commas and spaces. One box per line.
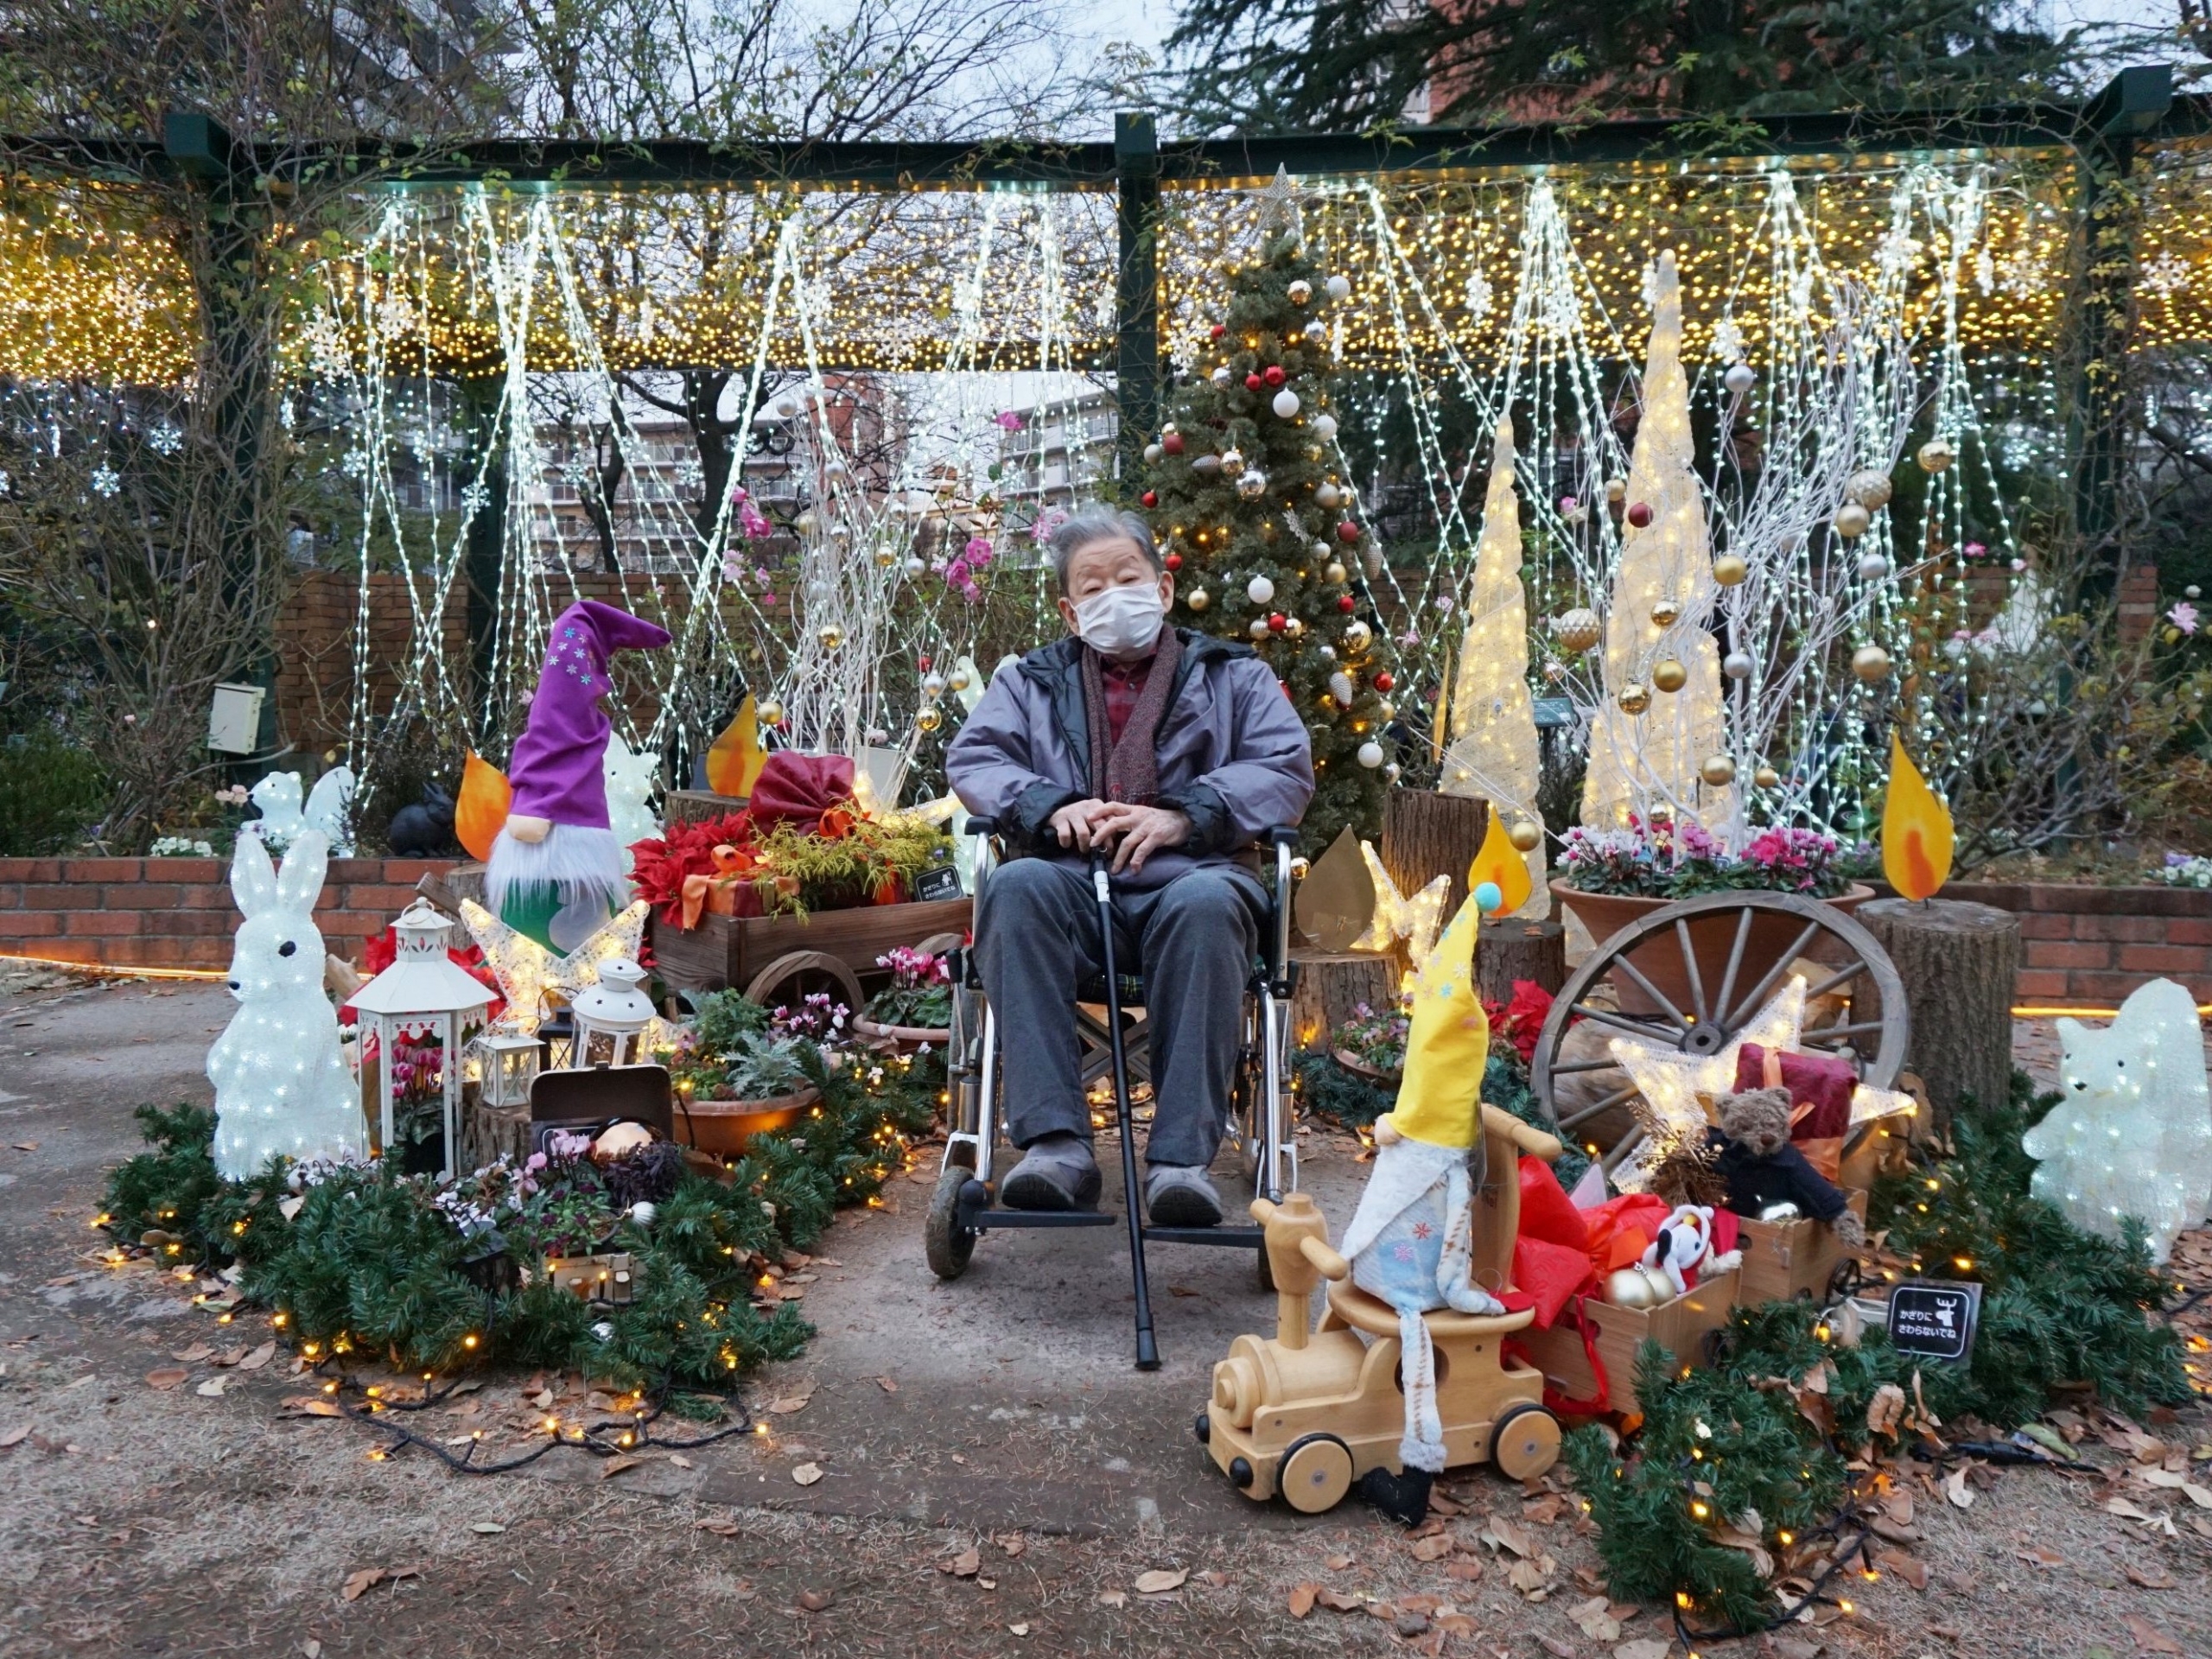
1138, 188, 1397, 850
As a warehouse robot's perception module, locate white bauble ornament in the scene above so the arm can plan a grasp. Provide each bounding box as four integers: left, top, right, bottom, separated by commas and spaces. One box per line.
1319, 644, 1336, 660
1246, 575, 1275, 605
1210, 365, 1231, 387
1857, 551, 1891, 582
1314, 480, 1342, 509
756, 699, 784, 726
1356, 741, 1384, 769
794, 511, 819, 537
1850, 645, 1891, 683
629, 1201, 658, 1228
905, 556, 926, 576
1722, 362, 1756, 396
1833, 502, 1872, 539
1605, 477, 1627, 505
865, 727, 889, 745
1325, 275, 1351, 301
921, 672, 947, 696
2021, 980, 2212, 1263
1303, 320, 1326, 344
1376, 699, 1393, 719
1312, 413, 1338, 441
949, 668, 971, 691
1143, 442, 1163, 465
773, 396, 798, 418
1722, 651, 1753, 680
1273, 389, 1301, 419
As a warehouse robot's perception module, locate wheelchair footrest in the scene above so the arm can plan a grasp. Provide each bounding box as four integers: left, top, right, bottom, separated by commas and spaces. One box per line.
1141, 1224, 1265, 1249
957, 1180, 1116, 1231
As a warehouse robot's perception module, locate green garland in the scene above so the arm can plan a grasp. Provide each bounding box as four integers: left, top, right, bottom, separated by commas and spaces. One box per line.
1567, 1073, 2192, 1633
99, 1045, 944, 1390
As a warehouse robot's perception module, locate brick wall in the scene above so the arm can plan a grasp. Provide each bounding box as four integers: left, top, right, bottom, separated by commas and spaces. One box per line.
0, 856, 460, 971
1883, 880, 2212, 1007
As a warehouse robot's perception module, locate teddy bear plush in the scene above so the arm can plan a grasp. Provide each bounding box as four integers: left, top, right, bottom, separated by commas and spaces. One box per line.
1705, 1086, 1865, 1249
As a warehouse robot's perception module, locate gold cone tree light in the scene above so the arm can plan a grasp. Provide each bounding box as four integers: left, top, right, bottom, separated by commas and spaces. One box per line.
1440, 419, 1546, 916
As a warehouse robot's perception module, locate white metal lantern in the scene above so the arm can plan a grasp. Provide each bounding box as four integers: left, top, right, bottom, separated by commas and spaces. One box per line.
566, 957, 654, 1068
349, 900, 493, 1177
474, 1028, 543, 1113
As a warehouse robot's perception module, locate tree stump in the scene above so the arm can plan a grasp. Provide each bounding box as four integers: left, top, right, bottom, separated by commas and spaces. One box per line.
1288, 949, 1400, 1050
1477, 919, 1567, 1004
666, 789, 747, 826
1858, 897, 2021, 1135
1381, 791, 1489, 918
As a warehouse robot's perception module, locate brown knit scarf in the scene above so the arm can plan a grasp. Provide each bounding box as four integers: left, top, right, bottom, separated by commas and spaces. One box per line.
1080, 629, 1182, 806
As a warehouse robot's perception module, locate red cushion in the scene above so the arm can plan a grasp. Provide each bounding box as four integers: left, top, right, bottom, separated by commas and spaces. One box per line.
1737, 1043, 1855, 1141
747, 752, 857, 836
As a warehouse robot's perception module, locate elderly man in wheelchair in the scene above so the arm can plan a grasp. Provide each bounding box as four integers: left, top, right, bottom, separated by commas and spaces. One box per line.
944, 505, 1315, 1230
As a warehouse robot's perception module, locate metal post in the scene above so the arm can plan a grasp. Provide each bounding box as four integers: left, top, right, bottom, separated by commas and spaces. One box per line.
1115, 111, 1161, 492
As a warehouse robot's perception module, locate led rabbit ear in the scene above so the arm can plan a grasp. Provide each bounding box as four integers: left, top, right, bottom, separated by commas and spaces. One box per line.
230, 830, 279, 918
274, 831, 330, 913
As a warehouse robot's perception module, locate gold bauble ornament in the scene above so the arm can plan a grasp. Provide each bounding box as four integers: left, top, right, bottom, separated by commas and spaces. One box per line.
1604, 477, 1627, 505
1712, 554, 1749, 587
1754, 765, 1782, 789
1617, 682, 1651, 715
1376, 699, 1394, 719
916, 706, 943, 733
1916, 437, 1955, 474
1508, 819, 1543, 853
1554, 607, 1602, 653
1542, 658, 1567, 682
1833, 502, 1872, 539
1851, 644, 1893, 683
1289, 856, 1311, 880
1344, 620, 1372, 652
949, 669, 971, 691
1220, 447, 1246, 478
1649, 597, 1681, 627
1605, 1266, 1668, 1309
1700, 753, 1738, 786
1325, 561, 1348, 584
817, 624, 845, 650
1187, 588, 1211, 612
1845, 467, 1895, 511
756, 699, 785, 726
1287, 279, 1313, 305
1650, 658, 1688, 694
874, 549, 896, 569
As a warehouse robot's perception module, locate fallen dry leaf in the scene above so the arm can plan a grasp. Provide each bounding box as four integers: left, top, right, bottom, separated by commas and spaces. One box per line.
798, 1589, 833, 1612
1523, 1493, 1567, 1525
1570, 1593, 1624, 1640
791, 1462, 823, 1486
599, 1456, 643, 1479
766, 1394, 812, 1415
144, 1368, 188, 1390
299, 1642, 321, 1658
1324, 1553, 1354, 1571
1408, 1534, 1453, 1562
1770, 1639, 1823, 1659
696, 1520, 741, 1537
1446, 1560, 1484, 1583
339, 1567, 416, 1602
2125, 1564, 2177, 1589
1314, 1588, 1366, 1611
1942, 1468, 1973, 1510
2125, 1616, 2183, 1654
976, 1578, 997, 1591
468, 1522, 505, 1535
1537, 1638, 1574, 1658
2018, 1545, 2067, 1567
2107, 1497, 2159, 1523
944, 1549, 981, 1578
876, 1376, 899, 1393
668, 1453, 693, 1470
194, 1377, 227, 1398
1866, 1382, 1906, 1440
2180, 1481, 2212, 1510
1008, 1624, 1029, 1637
1135, 1567, 1188, 1595
1484, 1515, 1537, 1557
1507, 1558, 1550, 1596
1615, 1641, 1672, 1659
1287, 1582, 1319, 1618
280, 1396, 343, 1418
1874, 1548, 1927, 1590
996, 1533, 1027, 1558
170, 1343, 213, 1363
1096, 1591, 1128, 1609
237, 1341, 276, 1371
0, 1426, 29, 1449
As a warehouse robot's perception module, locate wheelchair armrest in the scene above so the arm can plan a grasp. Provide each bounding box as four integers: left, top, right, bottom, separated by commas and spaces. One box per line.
963, 815, 998, 837
1266, 825, 1301, 849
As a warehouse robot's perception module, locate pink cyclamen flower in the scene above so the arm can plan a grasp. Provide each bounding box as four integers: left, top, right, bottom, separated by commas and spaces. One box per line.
995, 410, 1025, 431
1963, 541, 1986, 558
944, 559, 971, 586
964, 536, 993, 561
2170, 601, 2200, 636
1559, 495, 1580, 512
962, 582, 982, 603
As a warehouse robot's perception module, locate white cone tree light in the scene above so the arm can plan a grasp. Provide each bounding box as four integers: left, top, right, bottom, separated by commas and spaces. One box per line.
1581, 251, 1732, 836
1440, 419, 1546, 915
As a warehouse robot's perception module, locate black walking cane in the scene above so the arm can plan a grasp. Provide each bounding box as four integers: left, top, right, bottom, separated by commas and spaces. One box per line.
1090, 852, 1160, 1371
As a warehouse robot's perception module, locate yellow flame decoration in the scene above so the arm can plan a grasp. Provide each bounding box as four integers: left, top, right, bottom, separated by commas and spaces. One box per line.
454, 752, 512, 863
705, 694, 767, 798
1468, 803, 1535, 916
1881, 731, 1953, 901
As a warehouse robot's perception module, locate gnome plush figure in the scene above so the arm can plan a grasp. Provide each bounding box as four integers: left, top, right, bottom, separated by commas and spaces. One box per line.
487, 601, 671, 950
1338, 893, 1504, 1522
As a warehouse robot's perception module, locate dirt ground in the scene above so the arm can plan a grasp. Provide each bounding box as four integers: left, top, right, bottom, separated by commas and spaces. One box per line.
0, 965, 2207, 1659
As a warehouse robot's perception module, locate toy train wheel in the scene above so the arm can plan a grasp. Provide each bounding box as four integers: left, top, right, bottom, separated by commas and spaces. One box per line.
1278, 1433, 1355, 1514
924, 1165, 976, 1280
1491, 1403, 1562, 1481
1529, 892, 1908, 1182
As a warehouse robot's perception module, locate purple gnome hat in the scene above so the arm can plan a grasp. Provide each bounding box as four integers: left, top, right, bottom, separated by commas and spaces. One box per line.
486, 600, 671, 948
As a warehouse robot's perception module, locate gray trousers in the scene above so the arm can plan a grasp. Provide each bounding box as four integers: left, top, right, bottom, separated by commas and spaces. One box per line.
974, 857, 1266, 1169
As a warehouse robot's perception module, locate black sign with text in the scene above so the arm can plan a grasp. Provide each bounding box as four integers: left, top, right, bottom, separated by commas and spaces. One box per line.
1886, 1280, 1982, 1364
914, 864, 965, 902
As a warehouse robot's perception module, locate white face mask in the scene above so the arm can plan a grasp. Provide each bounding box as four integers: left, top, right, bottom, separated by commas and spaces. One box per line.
1071, 582, 1166, 655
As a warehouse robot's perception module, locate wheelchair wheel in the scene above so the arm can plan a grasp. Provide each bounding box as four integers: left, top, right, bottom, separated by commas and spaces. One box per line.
924, 1165, 977, 1280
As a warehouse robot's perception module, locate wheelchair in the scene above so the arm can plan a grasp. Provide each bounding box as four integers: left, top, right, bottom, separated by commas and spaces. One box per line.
923, 817, 1302, 1369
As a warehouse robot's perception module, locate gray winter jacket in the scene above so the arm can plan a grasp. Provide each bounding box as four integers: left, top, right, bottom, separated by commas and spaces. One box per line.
944, 629, 1316, 890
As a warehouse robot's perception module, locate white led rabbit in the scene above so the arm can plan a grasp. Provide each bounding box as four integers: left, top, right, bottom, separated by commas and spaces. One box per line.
207, 830, 365, 1179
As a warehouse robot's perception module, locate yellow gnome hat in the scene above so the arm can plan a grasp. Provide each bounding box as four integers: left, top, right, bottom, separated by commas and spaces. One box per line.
1384, 893, 1490, 1150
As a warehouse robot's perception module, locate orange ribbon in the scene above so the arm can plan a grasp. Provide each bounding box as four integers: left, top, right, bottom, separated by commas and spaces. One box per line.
680, 843, 759, 929
818, 804, 857, 840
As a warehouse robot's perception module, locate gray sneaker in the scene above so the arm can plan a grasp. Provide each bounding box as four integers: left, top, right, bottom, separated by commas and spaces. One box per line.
1144, 1164, 1223, 1228
999, 1133, 1103, 1211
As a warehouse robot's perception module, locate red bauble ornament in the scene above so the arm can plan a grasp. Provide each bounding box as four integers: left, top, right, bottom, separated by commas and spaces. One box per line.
1267, 613, 1287, 633
1337, 521, 1360, 543
1164, 552, 1182, 571
1243, 372, 1264, 392
918, 656, 933, 671
1162, 432, 1184, 455
1626, 500, 1653, 528
1140, 490, 1157, 508
1209, 323, 1226, 340
1373, 671, 1395, 692
1263, 365, 1287, 388
1337, 594, 1355, 613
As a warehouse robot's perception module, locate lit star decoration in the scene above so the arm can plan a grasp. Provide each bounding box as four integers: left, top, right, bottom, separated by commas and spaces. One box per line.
1605, 978, 1808, 1192
1349, 840, 1452, 975
460, 899, 649, 1032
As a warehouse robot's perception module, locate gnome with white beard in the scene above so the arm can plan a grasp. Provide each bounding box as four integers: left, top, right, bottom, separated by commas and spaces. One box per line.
1337, 893, 1503, 1522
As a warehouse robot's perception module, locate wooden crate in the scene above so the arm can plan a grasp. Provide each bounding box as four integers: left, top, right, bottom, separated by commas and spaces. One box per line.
651, 897, 973, 996
1734, 1189, 1867, 1307
1516, 1268, 1740, 1415
664, 790, 747, 827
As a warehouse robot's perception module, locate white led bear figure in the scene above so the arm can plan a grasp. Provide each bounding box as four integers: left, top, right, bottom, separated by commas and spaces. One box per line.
207, 831, 365, 1179
2020, 978, 2212, 1264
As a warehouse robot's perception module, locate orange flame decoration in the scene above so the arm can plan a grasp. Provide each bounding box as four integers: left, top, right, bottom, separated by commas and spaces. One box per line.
454, 751, 512, 863
705, 693, 766, 798
1466, 802, 1534, 916
1881, 730, 1954, 902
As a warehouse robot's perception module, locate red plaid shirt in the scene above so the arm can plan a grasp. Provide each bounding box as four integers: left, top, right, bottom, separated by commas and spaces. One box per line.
1098, 651, 1155, 747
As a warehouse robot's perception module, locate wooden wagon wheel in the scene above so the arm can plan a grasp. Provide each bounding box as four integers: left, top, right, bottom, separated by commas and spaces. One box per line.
745, 949, 866, 1014
1529, 891, 1907, 1179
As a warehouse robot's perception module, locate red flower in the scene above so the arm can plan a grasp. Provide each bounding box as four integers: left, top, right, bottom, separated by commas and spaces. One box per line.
346, 928, 505, 1025
628, 810, 758, 925
1481, 978, 1554, 1066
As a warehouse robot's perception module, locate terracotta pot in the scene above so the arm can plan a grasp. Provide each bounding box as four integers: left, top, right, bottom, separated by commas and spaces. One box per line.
1330, 1046, 1402, 1087
673, 1085, 819, 1155
1549, 880, 1874, 1020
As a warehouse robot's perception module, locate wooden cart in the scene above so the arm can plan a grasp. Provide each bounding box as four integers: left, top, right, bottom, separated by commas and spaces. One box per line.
650, 898, 973, 1009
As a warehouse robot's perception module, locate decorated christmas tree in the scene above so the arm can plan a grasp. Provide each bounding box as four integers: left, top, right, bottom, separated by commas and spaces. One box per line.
1138, 175, 1395, 851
